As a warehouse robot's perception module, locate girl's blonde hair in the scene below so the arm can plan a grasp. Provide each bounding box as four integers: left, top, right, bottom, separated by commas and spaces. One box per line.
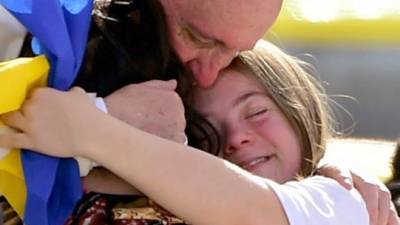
231, 40, 334, 176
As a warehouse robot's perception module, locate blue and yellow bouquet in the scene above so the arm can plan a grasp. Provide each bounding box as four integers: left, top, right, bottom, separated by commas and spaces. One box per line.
0, 0, 92, 224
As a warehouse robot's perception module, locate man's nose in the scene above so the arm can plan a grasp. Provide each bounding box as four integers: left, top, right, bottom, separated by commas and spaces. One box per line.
188, 58, 219, 88
189, 51, 235, 88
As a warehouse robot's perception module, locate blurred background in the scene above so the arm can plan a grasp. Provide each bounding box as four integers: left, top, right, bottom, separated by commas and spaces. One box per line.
265, 0, 400, 140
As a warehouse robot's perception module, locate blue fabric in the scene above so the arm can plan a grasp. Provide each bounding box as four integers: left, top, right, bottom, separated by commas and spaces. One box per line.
22, 152, 82, 225
0, 0, 31, 13
0, 0, 93, 224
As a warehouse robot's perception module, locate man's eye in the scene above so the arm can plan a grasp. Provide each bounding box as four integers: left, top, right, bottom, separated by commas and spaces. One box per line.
184, 28, 215, 48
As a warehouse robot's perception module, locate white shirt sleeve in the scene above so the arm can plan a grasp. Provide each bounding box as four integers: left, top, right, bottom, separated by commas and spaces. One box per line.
265, 176, 369, 225
75, 94, 106, 177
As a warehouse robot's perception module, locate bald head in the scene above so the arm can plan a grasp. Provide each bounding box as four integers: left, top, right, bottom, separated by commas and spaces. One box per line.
185, 0, 282, 49
160, 0, 283, 87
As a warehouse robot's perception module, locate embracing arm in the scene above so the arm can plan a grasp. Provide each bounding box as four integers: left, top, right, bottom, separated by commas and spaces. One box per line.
81, 124, 370, 225
82, 111, 288, 225
0, 87, 288, 225
0, 87, 384, 225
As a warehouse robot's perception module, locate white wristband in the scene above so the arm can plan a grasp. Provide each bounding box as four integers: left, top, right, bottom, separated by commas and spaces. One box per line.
95, 97, 108, 114
75, 93, 104, 177
75, 156, 99, 177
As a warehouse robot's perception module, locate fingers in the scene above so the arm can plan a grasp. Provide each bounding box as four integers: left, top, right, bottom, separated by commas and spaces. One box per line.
318, 163, 353, 190
387, 202, 400, 225
0, 112, 31, 149
353, 173, 379, 225
27, 86, 52, 98
1, 111, 27, 131
377, 185, 391, 225
70, 86, 87, 94
318, 165, 396, 225
352, 171, 393, 225
0, 132, 32, 150
140, 79, 177, 90
171, 133, 188, 145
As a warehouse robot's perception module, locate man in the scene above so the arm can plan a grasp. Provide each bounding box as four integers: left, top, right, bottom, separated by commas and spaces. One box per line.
101, 0, 283, 145
159, 0, 282, 88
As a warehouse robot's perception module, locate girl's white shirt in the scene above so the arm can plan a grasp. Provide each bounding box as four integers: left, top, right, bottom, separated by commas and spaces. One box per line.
266, 176, 369, 225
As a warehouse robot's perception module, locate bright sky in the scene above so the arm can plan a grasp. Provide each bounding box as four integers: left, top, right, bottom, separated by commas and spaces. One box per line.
285, 0, 400, 22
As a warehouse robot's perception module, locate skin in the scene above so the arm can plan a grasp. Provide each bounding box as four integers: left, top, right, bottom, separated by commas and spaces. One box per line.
90, 78, 397, 225
85, 0, 282, 194
0, 0, 397, 223
159, 0, 283, 87
0, 87, 290, 225
93, 0, 283, 185
0, 84, 398, 225
192, 69, 302, 183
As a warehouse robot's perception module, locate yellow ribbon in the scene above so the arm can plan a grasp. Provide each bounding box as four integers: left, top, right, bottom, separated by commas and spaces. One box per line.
0, 55, 49, 217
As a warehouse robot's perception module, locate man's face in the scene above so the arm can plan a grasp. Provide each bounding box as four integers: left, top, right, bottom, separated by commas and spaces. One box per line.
160, 0, 283, 88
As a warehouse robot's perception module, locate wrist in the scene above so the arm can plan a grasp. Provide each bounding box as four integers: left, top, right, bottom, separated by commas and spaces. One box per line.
95, 97, 108, 114
79, 112, 134, 165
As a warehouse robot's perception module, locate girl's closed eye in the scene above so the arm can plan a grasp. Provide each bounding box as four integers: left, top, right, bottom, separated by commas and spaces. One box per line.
245, 108, 269, 120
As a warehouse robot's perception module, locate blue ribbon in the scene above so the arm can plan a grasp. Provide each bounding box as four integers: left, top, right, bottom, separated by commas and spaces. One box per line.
0, 0, 93, 224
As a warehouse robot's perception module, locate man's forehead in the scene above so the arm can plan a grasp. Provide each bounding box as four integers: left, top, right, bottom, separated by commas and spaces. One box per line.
186, 20, 257, 51
182, 0, 281, 50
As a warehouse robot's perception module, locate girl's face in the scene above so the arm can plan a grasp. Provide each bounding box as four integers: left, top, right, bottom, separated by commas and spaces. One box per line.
192, 68, 302, 183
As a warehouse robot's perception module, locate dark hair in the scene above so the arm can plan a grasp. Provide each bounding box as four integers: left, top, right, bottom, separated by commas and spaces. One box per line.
184, 107, 222, 156
19, 0, 220, 156
19, 0, 184, 97
74, 0, 185, 97
78, 0, 222, 155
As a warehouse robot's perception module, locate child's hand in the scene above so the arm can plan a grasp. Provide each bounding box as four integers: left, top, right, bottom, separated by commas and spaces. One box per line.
0, 87, 104, 157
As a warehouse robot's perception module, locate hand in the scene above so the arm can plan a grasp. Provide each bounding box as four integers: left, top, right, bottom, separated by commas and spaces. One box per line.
104, 80, 186, 143
319, 164, 400, 225
0, 87, 108, 157
351, 171, 400, 225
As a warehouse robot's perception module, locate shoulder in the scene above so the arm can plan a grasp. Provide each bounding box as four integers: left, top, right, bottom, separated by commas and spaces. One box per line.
265, 176, 369, 225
